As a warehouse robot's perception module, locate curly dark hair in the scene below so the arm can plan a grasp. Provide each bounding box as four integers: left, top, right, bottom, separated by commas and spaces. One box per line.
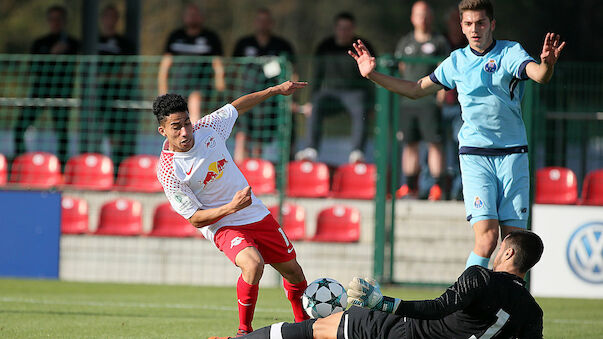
152, 93, 188, 124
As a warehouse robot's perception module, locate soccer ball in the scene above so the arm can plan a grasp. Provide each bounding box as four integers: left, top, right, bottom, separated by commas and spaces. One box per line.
302, 278, 347, 318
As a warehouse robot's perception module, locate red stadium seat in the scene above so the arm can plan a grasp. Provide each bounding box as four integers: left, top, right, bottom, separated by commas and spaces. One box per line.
61, 196, 89, 234
331, 163, 376, 199
95, 198, 142, 236
64, 153, 114, 190
150, 202, 199, 238
535, 167, 578, 204
287, 161, 330, 198
238, 158, 276, 195
311, 205, 360, 243
9, 152, 62, 189
268, 203, 306, 241
580, 169, 603, 206
116, 155, 162, 192
0, 154, 7, 186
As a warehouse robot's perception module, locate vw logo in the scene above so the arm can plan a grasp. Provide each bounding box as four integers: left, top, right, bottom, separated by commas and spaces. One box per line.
566, 222, 603, 284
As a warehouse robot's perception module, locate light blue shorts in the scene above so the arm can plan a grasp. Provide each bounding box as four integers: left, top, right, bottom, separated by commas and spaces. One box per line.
460, 153, 530, 228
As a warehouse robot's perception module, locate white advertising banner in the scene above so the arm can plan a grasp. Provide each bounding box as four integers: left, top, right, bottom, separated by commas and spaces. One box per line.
531, 204, 603, 299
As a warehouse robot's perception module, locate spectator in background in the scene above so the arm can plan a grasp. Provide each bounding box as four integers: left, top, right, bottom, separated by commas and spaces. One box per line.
80, 4, 136, 172
14, 5, 79, 167
394, 1, 449, 201
441, 7, 468, 200
232, 8, 296, 162
295, 12, 376, 164
158, 2, 224, 123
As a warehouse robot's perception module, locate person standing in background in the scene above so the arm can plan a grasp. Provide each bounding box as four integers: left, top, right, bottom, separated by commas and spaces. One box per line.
232, 8, 296, 163
14, 5, 79, 167
394, 1, 449, 201
80, 4, 137, 173
158, 3, 225, 124
296, 12, 376, 164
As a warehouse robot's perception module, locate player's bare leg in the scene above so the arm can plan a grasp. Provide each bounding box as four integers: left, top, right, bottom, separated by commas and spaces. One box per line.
272, 258, 310, 322
397, 142, 420, 198
188, 90, 202, 124
467, 219, 499, 268
427, 142, 444, 201
312, 311, 343, 339
235, 246, 265, 335
234, 131, 247, 163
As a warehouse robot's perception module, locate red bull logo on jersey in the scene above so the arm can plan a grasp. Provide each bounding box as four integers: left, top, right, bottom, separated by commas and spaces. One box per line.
201, 157, 228, 188
484, 59, 498, 73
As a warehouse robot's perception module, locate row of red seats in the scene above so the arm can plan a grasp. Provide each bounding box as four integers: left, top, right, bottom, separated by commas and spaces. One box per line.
0, 152, 376, 199
535, 167, 603, 205
2, 153, 601, 205
62, 197, 360, 243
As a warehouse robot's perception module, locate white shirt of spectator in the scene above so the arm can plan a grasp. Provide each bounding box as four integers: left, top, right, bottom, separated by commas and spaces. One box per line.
157, 104, 269, 243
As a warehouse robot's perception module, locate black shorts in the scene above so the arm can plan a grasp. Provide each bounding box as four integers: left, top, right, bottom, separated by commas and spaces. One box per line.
337, 306, 408, 339
400, 105, 442, 144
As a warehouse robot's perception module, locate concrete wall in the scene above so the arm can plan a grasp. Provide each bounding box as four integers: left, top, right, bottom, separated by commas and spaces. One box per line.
60, 191, 472, 286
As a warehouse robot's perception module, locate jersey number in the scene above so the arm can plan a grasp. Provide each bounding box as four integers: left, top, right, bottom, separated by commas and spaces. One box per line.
469, 309, 510, 339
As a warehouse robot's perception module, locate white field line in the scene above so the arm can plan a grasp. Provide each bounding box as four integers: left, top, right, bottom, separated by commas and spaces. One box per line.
0, 296, 290, 314
1, 297, 601, 326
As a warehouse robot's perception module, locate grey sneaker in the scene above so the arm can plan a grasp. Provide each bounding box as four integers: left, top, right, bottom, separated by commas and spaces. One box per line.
295, 147, 318, 162
348, 149, 365, 163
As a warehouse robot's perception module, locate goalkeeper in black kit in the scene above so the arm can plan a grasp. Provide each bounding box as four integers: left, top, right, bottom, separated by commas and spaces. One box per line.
210, 230, 544, 339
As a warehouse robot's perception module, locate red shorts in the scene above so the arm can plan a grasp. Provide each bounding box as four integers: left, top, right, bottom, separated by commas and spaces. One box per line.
214, 214, 297, 265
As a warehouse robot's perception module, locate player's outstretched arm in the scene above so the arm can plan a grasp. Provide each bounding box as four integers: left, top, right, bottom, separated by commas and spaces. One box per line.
526, 32, 566, 84
231, 81, 307, 114
348, 39, 441, 99
188, 186, 252, 228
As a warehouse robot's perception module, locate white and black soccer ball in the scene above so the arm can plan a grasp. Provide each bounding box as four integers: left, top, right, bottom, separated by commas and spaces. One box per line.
302, 278, 348, 318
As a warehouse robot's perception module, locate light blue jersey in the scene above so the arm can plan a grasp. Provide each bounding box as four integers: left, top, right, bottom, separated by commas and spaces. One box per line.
430, 40, 535, 151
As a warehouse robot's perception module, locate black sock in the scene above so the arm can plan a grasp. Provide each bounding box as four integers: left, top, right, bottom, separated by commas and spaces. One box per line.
239, 319, 316, 339
434, 175, 443, 187
406, 174, 418, 191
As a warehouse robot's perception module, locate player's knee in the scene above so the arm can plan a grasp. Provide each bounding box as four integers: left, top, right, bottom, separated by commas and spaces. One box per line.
476, 232, 498, 256
238, 253, 265, 284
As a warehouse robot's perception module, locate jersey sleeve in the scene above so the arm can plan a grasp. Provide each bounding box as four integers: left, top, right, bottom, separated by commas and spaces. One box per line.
394, 266, 489, 319
157, 156, 203, 219
194, 104, 238, 141
505, 42, 536, 80
429, 55, 455, 90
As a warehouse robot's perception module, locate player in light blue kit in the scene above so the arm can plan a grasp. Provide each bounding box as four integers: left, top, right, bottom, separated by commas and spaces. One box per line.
348, 0, 565, 268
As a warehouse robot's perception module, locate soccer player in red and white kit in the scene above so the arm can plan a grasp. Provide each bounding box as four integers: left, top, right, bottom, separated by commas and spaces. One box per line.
154, 80, 309, 337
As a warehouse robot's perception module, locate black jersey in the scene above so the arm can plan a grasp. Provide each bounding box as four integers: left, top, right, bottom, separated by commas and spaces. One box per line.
30, 32, 79, 97
98, 34, 135, 55
396, 266, 543, 339
164, 28, 223, 56
232, 35, 295, 61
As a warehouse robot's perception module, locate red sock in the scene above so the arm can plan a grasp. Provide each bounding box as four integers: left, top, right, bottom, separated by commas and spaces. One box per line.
283, 278, 310, 322
237, 275, 259, 332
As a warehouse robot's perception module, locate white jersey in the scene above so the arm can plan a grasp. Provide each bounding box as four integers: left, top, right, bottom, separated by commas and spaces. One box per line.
157, 104, 269, 243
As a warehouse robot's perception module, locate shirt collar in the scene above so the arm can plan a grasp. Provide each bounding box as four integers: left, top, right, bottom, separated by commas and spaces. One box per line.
470, 39, 496, 56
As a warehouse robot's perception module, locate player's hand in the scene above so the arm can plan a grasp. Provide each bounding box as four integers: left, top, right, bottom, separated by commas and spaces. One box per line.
347, 277, 384, 309
540, 32, 566, 66
229, 186, 252, 213
274, 81, 308, 96
348, 40, 376, 78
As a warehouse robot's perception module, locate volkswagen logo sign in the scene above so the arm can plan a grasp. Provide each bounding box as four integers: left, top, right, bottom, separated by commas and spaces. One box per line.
566, 222, 603, 284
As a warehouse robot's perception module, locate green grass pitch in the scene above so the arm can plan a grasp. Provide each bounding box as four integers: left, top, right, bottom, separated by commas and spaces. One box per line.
0, 279, 601, 338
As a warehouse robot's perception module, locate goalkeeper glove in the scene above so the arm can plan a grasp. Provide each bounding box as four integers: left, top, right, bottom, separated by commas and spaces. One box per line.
347, 277, 401, 314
